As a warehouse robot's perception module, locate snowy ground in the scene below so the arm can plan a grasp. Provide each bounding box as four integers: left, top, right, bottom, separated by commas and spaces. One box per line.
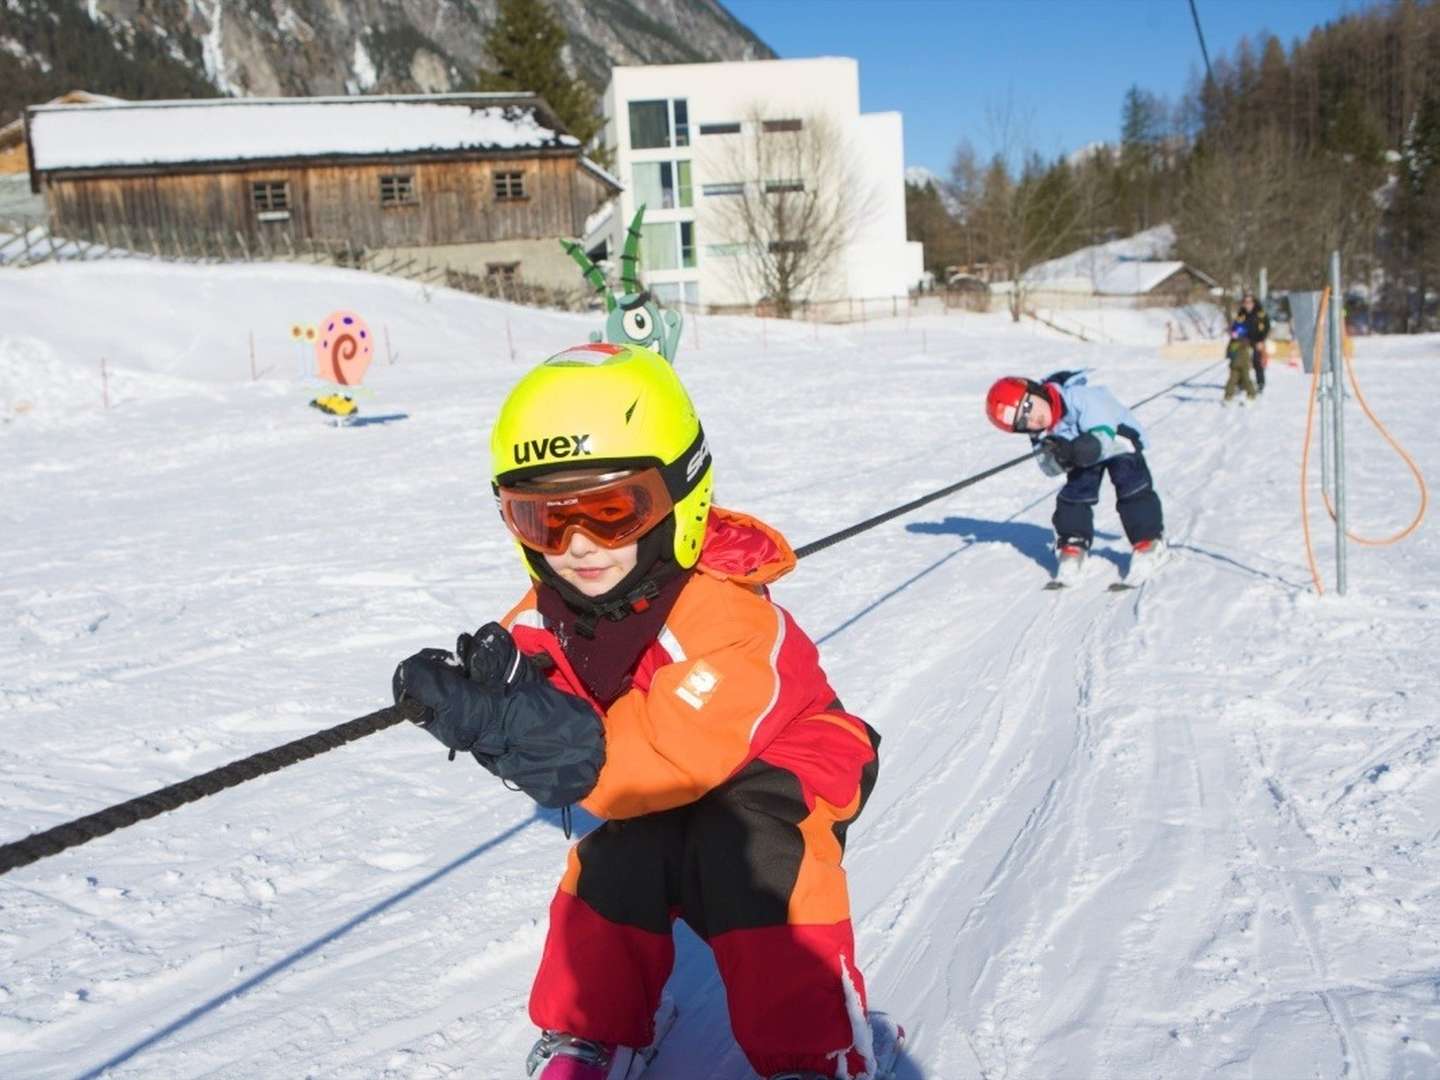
2, 262, 1437, 1080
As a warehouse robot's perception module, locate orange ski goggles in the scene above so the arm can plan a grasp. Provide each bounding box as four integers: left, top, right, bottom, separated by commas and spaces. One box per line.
498, 468, 674, 555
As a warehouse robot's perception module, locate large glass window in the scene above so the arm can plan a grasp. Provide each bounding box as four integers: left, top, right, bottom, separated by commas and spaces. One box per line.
639, 221, 697, 270
632, 161, 693, 210
627, 98, 689, 150
628, 100, 670, 149
641, 222, 680, 271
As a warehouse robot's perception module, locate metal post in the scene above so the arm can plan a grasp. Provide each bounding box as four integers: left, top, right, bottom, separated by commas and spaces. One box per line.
1328, 251, 1348, 594
1319, 361, 1333, 498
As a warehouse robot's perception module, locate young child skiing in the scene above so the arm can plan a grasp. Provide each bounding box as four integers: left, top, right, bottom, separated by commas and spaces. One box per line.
392, 342, 899, 1080
985, 370, 1166, 586
1233, 290, 1270, 394
1223, 321, 1259, 404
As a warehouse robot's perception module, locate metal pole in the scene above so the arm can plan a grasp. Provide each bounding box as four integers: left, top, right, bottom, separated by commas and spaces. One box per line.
1328, 251, 1348, 595
1258, 266, 1268, 303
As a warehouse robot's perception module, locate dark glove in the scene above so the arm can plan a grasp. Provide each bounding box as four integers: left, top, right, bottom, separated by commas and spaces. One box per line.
392, 648, 494, 752
1042, 433, 1103, 469
455, 621, 541, 689
1040, 435, 1078, 470
392, 643, 605, 808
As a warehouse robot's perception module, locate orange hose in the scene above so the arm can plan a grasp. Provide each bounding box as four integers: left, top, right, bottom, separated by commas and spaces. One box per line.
1318, 344, 1429, 545
1298, 290, 1329, 594
1299, 293, 1428, 595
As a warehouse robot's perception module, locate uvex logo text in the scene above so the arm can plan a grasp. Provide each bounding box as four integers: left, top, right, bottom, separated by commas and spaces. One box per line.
512, 434, 592, 465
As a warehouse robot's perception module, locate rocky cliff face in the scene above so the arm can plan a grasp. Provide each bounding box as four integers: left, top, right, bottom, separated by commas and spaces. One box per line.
82, 0, 774, 99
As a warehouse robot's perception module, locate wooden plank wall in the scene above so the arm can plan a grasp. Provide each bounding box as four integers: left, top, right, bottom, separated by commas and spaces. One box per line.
43, 154, 608, 248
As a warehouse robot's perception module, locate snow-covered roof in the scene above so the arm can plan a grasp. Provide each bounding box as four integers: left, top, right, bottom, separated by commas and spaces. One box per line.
27, 95, 582, 173
1023, 224, 1177, 285
1020, 225, 1218, 295
578, 156, 623, 191
1094, 260, 1188, 295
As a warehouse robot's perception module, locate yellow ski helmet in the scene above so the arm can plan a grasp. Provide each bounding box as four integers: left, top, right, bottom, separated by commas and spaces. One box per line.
490, 343, 714, 569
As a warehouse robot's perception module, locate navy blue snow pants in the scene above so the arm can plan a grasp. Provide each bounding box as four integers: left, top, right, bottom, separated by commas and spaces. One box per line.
1053, 452, 1163, 550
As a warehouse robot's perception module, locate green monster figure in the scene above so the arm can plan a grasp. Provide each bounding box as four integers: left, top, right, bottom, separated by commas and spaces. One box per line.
561, 204, 683, 363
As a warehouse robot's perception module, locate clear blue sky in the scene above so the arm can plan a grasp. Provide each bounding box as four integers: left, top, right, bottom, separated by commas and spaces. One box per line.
723, 0, 1364, 176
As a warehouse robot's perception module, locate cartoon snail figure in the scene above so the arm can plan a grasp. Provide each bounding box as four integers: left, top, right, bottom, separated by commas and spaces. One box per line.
308, 310, 373, 420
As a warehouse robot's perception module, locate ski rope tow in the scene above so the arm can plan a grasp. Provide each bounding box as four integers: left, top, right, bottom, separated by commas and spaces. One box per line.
1298, 289, 1428, 596
0, 360, 1220, 876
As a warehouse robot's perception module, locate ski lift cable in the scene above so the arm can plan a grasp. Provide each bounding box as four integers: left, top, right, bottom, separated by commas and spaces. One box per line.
1187, 0, 1216, 88
0, 359, 1223, 877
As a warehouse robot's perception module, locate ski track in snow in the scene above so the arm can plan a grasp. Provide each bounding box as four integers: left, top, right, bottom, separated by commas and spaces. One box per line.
2, 262, 1438, 1079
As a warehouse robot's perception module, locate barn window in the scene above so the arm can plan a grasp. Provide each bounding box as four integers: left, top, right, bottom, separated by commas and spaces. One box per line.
494, 171, 527, 201
761, 118, 803, 133
379, 174, 417, 207
251, 180, 290, 213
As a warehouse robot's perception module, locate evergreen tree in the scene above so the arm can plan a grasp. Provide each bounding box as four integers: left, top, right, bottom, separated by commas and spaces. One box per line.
472, 0, 601, 154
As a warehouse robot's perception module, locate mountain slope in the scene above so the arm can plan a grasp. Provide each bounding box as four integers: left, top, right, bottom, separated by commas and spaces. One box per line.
3, 0, 773, 111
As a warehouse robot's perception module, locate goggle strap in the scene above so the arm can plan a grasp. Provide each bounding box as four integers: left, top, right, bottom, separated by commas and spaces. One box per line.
657, 422, 709, 501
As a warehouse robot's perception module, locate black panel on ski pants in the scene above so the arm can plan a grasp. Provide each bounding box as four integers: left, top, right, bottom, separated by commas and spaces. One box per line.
571, 748, 879, 939
1053, 452, 1163, 549
1251, 345, 1266, 392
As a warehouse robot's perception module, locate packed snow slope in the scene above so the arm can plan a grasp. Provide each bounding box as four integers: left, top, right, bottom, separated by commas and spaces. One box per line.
2, 262, 1437, 1080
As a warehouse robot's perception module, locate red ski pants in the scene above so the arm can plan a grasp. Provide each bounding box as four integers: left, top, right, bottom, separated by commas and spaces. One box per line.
529, 753, 877, 1078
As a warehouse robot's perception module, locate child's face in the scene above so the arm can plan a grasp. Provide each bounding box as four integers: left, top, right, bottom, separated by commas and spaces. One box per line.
1019, 393, 1052, 432
543, 530, 639, 596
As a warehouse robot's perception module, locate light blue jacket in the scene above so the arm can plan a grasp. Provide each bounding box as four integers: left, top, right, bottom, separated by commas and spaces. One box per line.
1031, 371, 1147, 476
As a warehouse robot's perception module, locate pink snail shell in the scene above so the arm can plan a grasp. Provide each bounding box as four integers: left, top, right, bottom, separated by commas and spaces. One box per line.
314, 310, 374, 387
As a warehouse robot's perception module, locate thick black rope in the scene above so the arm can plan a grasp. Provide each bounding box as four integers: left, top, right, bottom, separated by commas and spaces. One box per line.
0, 360, 1220, 878
0, 702, 424, 875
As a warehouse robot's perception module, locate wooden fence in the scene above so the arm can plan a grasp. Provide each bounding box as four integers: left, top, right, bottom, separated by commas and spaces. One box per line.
0, 215, 591, 311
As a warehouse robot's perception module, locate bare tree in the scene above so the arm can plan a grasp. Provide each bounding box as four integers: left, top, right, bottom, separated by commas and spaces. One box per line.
703, 108, 875, 317
949, 101, 1106, 321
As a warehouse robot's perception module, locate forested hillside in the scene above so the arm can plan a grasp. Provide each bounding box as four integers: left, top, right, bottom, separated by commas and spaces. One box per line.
908, 0, 1440, 330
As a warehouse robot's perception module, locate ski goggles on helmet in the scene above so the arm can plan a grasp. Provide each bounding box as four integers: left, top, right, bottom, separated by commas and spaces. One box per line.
1011, 394, 1038, 432
498, 468, 674, 555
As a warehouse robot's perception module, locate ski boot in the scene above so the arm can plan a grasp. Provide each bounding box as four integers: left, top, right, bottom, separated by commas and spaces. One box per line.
526, 1031, 616, 1080
1125, 537, 1167, 584
1046, 542, 1087, 588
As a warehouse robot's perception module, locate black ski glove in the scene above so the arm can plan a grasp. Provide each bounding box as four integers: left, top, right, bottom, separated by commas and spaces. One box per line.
392, 643, 606, 808
1041, 433, 1103, 470
1040, 435, 1078, 470
456, 621, 542, 689
392, 649, 487, 751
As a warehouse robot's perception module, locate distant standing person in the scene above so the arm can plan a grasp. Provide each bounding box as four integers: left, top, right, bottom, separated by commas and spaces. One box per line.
1234, 291, 1270, 394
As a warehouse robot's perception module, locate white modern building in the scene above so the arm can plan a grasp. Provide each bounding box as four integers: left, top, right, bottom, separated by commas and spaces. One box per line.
593, 57, 924, 311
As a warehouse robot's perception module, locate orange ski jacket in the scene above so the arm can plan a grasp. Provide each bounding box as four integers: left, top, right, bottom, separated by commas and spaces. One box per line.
502, 507, 876, 820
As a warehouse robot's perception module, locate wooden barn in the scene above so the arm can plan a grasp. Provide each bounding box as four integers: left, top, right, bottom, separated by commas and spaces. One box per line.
24, 93, 621, 289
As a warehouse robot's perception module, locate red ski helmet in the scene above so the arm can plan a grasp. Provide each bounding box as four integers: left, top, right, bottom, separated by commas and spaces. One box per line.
986, 376, 1048, 432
